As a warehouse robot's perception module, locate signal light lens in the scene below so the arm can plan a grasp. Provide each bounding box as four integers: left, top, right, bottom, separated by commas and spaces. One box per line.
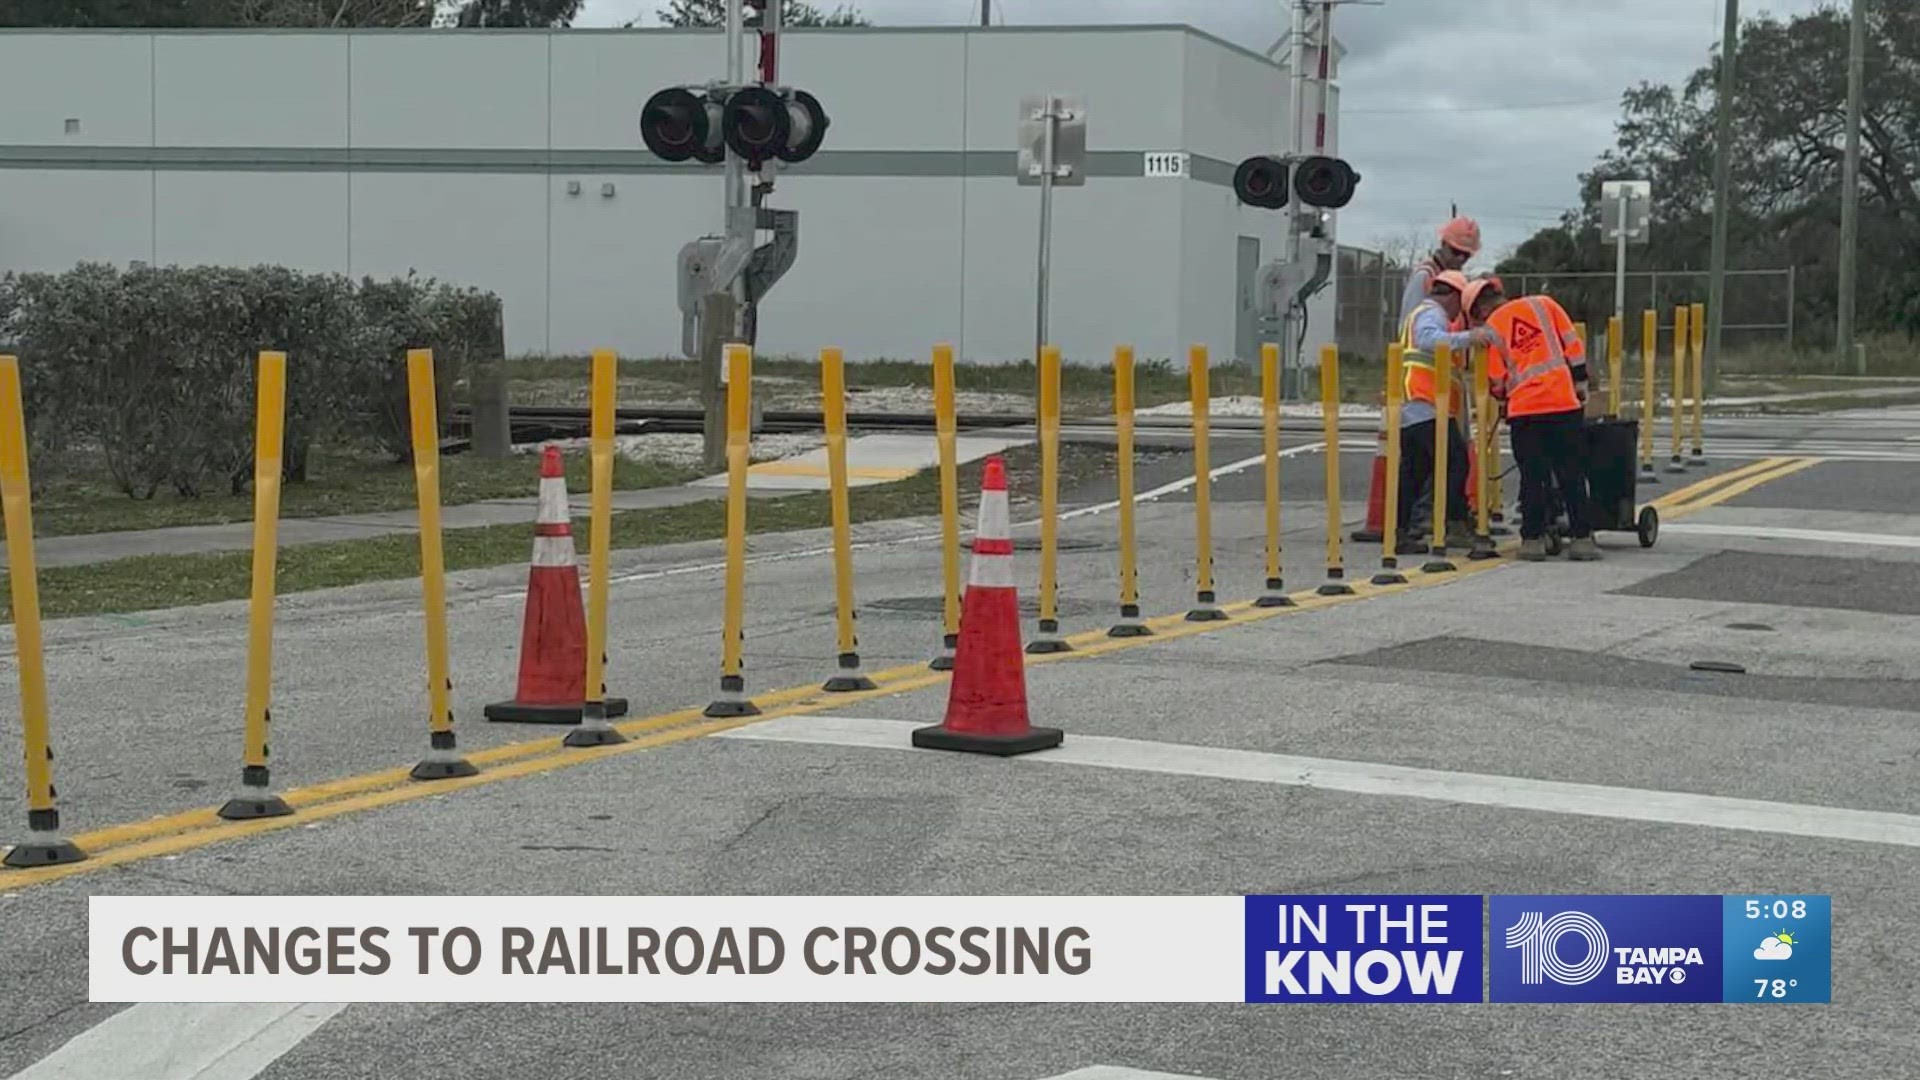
1232, 155, 1290, 210
722, 85, 792, 163
1294, 155, 1360, 209
776, 89, 829, 163
640, 87, 718, 164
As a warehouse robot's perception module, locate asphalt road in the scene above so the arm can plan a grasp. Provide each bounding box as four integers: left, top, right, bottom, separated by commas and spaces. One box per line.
0, 415, 1915, 1080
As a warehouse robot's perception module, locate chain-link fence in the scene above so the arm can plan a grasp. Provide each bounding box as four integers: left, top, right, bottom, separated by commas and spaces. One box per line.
1336, 267, 1797, 366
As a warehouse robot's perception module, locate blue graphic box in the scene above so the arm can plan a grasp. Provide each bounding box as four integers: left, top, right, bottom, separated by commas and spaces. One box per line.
1721, 895, 1831, 1003
1490, 895, 1722, 1003
1244, 894, 1482, 1003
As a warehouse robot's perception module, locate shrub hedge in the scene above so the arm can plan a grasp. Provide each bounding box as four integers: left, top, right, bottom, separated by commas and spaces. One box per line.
0, 263, 502, 498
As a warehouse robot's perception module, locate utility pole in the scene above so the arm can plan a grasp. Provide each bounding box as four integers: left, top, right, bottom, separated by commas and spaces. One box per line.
1837, 0, 1864, 372
1705, 0, 1738, 396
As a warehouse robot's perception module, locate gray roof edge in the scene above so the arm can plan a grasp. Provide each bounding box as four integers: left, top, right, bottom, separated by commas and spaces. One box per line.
0, 24, 1285, 69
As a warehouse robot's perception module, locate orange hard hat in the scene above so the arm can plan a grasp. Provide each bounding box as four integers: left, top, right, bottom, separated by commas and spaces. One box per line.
1439, 216, 1482, 255
1462, 275, 1503, 317
1431, 269, 1470, 296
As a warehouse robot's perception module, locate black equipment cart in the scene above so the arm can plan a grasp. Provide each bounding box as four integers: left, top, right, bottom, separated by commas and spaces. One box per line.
1542, 416, 1659, 555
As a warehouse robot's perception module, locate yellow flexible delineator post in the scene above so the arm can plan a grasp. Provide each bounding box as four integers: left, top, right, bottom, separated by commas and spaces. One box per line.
1468, 345, 1498, 561
706, 343, 761, 718
1639, 308, 1660, 482
405, 349, 479, 779
1185, 345, 1227, 621
1109, 345, 1154, 635
1689, 301, 1708, 465
1254, 342, 1295, 607
1607, 314, 1624, 418
1316, 344, 1356, 595
1373, 344, 1408, 585
930, 344, 960, 670
1423, 343, 1459, 572
1029, 345, 1071, 653
0, 356, 85, 867
1668, 305, 1690, 473
819, 347, 877, 691
216, 351, 296, 821
566, 348, 630, 746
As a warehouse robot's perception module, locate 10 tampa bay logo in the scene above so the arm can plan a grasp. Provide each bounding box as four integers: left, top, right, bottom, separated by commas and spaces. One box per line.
1490, 896, 1723, 1003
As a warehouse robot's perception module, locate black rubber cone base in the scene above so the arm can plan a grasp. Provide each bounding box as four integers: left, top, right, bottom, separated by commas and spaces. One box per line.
1422, 559, 1458, 574
911, 723, 1064, 757
4, 838, 86, 868
484, 696, 629, 725
704, 699, 762, 718
411, 757, 480, 781
1108, 623, 1154, 637
218, 793, 293, 820
563, 725, 629, 747
1185, 607, 1229, 622
928, 654, 955, 671
1026, 638, 1073, 654
1371, 571, 1408, 585
1317, 582, 1356, 596
1254, 594, 1297, 608
824, 674, 879, 692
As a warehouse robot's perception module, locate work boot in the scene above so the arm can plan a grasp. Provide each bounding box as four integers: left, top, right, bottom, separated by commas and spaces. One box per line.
1568, 536, 1602, 561
1518, 537, 1548, 562
1446, 523, 1475, 551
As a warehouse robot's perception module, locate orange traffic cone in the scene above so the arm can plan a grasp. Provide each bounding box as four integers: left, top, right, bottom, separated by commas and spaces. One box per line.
484, 446, 629, 725
1351, 425, 1387, 543
912, 456, 1063, 756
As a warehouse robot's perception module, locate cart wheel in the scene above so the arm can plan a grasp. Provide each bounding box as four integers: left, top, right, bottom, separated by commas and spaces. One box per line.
1637, 506, 1659, 548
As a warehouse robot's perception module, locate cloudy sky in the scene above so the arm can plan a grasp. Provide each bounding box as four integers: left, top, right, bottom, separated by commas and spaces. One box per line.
575, 0, 1835, 261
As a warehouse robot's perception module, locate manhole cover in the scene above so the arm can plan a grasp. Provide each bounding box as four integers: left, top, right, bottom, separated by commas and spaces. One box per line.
966, 537, 1112, 553
865, 595, 1099, 619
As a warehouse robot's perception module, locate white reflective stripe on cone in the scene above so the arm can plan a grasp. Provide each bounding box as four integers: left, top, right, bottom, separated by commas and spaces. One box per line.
532, 535, 575, 568
970, 554, 1015, 589
976, 490, 1010, 541
537, 476, 570, 524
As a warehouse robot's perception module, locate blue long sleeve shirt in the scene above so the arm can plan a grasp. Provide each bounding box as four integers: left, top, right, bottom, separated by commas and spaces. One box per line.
1401, 301, 1476, 426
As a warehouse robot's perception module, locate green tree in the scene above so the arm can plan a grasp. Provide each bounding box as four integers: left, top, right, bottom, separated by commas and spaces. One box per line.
1500, 0, 1920, 343
655, 0, 868, 28
452, 0, 580, 26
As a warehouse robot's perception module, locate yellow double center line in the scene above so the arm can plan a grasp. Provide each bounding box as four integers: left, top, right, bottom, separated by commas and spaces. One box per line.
1, 458, 1821, 891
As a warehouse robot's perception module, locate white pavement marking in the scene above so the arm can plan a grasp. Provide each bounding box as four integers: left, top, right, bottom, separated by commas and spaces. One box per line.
720, 716, 1920, 851
7, 1002, 347, 1080
1665, 523, 1920, 549
1044, 1060, 1205, 1068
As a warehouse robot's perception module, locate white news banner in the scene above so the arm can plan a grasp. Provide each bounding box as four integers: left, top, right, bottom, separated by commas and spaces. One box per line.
91, 895, 1246, 1003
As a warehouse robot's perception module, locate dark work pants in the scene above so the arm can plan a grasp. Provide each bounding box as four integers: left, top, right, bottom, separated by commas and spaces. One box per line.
1397, 418, 1469, 541
1509, 407, 1592, 540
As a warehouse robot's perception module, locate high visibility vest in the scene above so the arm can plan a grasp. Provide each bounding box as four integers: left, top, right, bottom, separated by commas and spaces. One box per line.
1399, 299, 1465, 420
1486, 295, 1585, 418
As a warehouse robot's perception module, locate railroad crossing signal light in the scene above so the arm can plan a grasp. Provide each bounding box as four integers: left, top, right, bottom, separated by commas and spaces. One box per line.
1232, 153, 1360, 210
640, 87, 724, 164
641, 85, 829, 167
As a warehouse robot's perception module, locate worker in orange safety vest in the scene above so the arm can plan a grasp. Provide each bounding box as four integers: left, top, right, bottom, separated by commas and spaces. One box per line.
1395, 269, 1500, 553
1462, 277, 1597, 562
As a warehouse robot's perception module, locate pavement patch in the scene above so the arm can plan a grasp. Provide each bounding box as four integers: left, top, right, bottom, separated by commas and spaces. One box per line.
1323, 634, 1920, 715
1615, 550, 1920, 616
718, 715, 1920, 849
1708, 458, 1914, 511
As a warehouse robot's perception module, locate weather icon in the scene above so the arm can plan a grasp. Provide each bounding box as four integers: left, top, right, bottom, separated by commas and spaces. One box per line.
1754, 930, 1797, 961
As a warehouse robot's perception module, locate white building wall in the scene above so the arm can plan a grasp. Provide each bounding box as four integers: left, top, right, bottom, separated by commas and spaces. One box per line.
0, 26, 1334, 368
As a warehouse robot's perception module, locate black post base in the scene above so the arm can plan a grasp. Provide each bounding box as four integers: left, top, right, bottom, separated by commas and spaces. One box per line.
824, 674, 879, 692
703, 699, 762, 719
563, 725, 630, 747
411, 757, 480, 781
3, 837, 86, 868
1025, 638, 1073, 655
910, 724, 1064, 757
1107, 623, 1154, 637
218, 793, 294, 820
1371, 571, 1409, 585
1254, 594, 1297, 608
